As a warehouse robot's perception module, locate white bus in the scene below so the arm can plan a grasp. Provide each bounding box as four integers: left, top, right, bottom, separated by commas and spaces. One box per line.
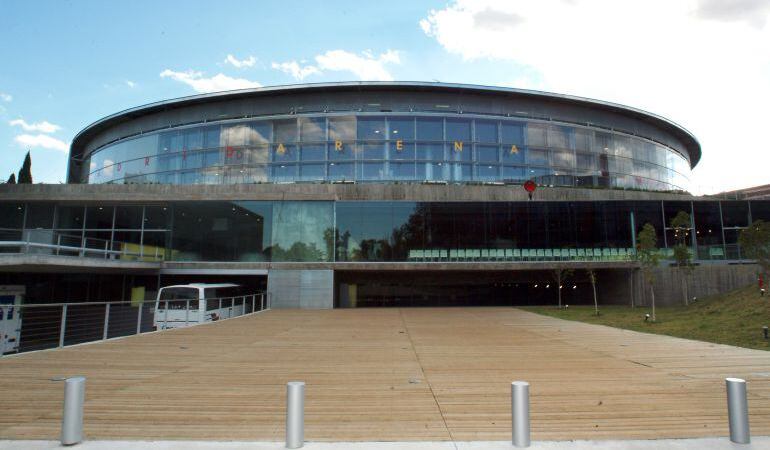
0, 285, 24, 354
153, 283, 250, 330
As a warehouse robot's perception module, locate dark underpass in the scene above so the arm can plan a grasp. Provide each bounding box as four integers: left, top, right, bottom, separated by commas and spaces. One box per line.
335, 270, 630, 307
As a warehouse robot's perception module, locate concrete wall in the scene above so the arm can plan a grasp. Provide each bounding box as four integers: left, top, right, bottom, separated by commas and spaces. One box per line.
600, 264, 759, 307
267, 269, 333, 309
0, 182, 697, 203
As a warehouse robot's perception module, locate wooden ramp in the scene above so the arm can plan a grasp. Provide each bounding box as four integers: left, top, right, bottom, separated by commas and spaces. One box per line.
0, 308, 768, 441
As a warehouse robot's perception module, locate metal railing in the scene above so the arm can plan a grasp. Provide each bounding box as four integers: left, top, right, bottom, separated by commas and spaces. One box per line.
0, 229, 164, 262
0, 293, 268, 356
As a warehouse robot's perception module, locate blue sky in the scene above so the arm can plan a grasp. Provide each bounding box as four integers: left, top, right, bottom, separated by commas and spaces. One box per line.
1, 0, 769, 193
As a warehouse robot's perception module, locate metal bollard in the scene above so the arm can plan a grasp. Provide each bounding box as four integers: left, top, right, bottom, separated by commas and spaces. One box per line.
286, 381, 305, 449
726, 378, 750, 444
511, 381, 530, 447
61, 376, 86, 445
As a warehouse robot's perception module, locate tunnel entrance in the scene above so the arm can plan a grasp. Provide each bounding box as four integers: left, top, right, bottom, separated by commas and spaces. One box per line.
335, 270, 602, 308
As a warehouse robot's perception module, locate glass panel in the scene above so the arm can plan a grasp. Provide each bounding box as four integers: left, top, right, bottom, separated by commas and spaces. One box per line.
721, 201, 749, 227
361, 163, 385, 180
416, 117, 443, 140
271, 202, 333, 262
417, 162, 447, 180
526, 124, 546, 147
329, 142, 356, 161
86, 206, 114, 229
113, 205, 142, 229
299, 117, 326, 142
547, 126, 569, 149
328, 162, 354, 180
475, 120, 498, 143
249, 122, 271, 144
144, 205, 169, 229
361, 143, 385, 160
56, 205, 84, 229
476, 145, 498, 162
300, 144, 326, 162
272, 163, 297, 181
501, 121, 525, 145
446, 118, 471, 142
299, 164, 325, 180
528, 149, 548, 166
390, 161, 415, 179
389, 142, 415, 160
357, 117, 386, 140
273, 144, 298, 162
25, 203, 55, 229
502, 165, 525, 181
329, 116, 356, 141
477, 164, 499, 180
416, 143, 444, 161
388, 117, 414, 140
274, 119, 297, 143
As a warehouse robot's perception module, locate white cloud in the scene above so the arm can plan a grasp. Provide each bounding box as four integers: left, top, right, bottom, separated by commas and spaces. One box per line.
160, 69, 261, 93
271, 61, 322, 80
315, 49, 401, 81
125, 80, 137, 88
14, 134, 69, 152
224, 54, 257, 68
420, 0, 770, 194
695, 0, 770, 28
0, 92, 11, 102
9, 119, 61, 133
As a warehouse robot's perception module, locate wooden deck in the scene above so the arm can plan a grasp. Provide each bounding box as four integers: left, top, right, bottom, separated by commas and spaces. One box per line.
1, 308, 768, 442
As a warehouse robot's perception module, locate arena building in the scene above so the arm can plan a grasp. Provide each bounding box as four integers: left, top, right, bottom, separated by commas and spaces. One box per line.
0, 82, 766, 308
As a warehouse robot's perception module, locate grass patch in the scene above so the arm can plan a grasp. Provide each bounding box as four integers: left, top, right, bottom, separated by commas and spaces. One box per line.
521, 285, 770, 351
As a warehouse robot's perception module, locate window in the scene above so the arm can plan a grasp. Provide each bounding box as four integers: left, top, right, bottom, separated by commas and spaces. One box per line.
329, 116, 356, 141
300, 117, 325, 142
357, 117, 386, 140
388, 118, 414, 140
416, 117, 443, 140
475, 120, 498, 143
300, 144, 326, 162
446, 119, 471, 142
476, 145, 498, 162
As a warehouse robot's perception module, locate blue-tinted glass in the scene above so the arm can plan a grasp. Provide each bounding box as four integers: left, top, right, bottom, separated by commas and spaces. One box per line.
273, 144, 297, 162
576, 153, 595, 170
300, 117, 325, 142
300, 144, 325, 161
416, 143, 444, 160
358, 117, 386, 140
388, 118, 414, 140
250, 122, 271, 144
477, 164, 499, 180
527, 124, 547, 147
361, 163, 385, 180
528, 149, 549, 166
362, 143, 385, 160
271, 163, 297, 181
185, 129, 204, 150
274, 120, 297, 143
547, 126, 569, 149
449, 142, 472, 161
328, 162, 354, 179
389, 142, 415, 160
477, 145, 498, 162
299, 164, 325, 180
451, 163, 472, 181
552, 149, 575, 168
475, 120, 498, 143
502, 166, 525, 180
418, 162, 446, 180
417, 118, 443, 140
446, 119, 471, 142
245, 145, 270, 164
391, 162, 415, 179
329, 116, 356, 141
329, 143, 356, 161
502, 144, 525, 164
501, 122, 524, 144
223, 124, 250, 146
204, 126, 221, 149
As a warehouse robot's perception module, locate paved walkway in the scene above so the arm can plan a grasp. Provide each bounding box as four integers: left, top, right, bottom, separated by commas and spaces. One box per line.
2, 438, 769, 449
0, 308, 768, 441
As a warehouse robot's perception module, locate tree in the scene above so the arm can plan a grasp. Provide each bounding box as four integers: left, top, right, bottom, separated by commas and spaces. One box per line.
5, 173, 15, 184
670, 211, 694, 306
551, 268, 574, 309
739, 219, 770, 276
587, 269, 599, 316
637, 223, 661, 322
17, 151, 32, 184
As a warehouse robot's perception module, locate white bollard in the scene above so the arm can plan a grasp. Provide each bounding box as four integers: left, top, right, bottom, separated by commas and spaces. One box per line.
726, 377, 750, 444
61, 376, 86, 445
286, 381, 305, 449
512, 381, 530, 447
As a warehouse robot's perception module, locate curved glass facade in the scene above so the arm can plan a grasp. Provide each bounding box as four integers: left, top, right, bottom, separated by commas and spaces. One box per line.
86, 114, 691, 191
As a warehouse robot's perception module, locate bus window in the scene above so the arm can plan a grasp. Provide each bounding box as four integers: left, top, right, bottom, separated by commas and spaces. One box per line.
159, 287, 199, 310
